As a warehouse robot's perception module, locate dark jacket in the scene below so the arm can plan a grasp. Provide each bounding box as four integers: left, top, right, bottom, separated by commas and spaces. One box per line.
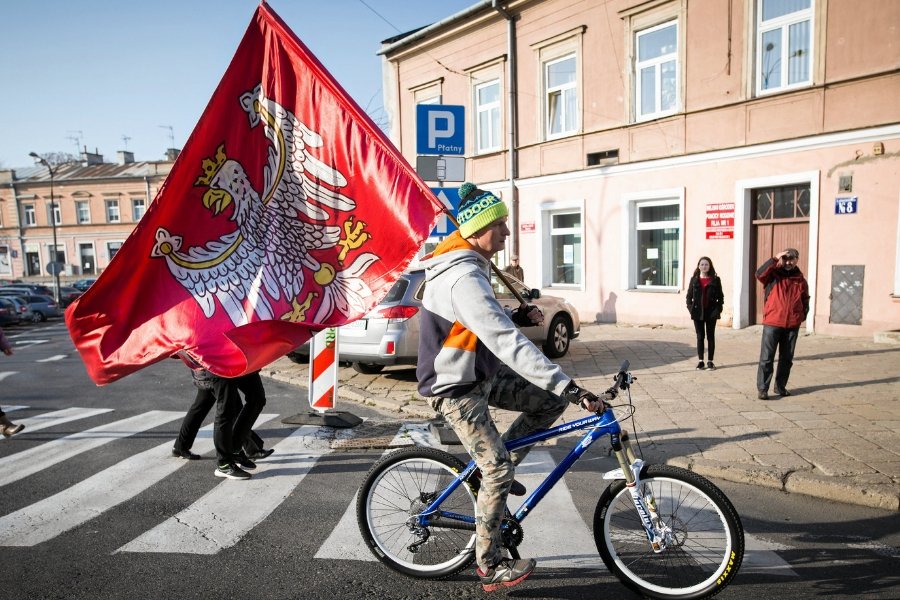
686, 275, 724, 321
756, 258, 809, 329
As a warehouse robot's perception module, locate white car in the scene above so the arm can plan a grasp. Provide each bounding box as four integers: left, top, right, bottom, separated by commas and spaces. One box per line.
288, 268, 580, 373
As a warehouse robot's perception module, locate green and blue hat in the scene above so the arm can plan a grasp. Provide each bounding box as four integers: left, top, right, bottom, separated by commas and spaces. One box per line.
456, 182, 508, 238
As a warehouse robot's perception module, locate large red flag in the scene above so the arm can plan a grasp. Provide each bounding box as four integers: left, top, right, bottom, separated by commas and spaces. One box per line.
66, 3, 444, 385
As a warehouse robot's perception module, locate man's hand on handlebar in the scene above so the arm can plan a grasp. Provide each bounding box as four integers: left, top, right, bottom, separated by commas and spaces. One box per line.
511, 303, 544, 327
562, 381, 609, 412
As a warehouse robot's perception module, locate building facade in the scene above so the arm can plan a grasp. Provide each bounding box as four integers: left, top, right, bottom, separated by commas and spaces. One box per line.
380, 0, 900, 337
0, 152, 173, 285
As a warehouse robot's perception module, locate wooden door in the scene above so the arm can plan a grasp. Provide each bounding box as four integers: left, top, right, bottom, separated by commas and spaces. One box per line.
749, 185, 811, 324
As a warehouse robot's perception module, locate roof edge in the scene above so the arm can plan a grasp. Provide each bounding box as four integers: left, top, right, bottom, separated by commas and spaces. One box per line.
377, 0, 493, 56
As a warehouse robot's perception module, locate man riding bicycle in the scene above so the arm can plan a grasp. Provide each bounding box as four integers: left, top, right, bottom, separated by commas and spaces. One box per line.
417, 182, 604, 592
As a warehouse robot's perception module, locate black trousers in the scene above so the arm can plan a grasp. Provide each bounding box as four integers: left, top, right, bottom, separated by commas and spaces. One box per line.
757, 325, 799, 393
692, 318, 717, 361
175, 372, 267, 462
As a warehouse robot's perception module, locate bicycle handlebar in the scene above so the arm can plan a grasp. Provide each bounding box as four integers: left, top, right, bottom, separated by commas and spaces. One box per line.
601, 361, 632, 402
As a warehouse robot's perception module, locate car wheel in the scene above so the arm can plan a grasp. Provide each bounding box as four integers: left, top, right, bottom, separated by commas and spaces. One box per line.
352, 362, 385, 375
286, 351, 308, 365
543, 314, 571, 358
31, 312, 42, 323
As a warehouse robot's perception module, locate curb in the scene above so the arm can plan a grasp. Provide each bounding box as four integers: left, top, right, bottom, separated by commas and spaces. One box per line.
668, 456, 900, 511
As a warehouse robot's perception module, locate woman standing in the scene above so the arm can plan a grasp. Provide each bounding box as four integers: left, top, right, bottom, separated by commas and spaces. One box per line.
686, 257, 724, 370
0, 326, 25, 437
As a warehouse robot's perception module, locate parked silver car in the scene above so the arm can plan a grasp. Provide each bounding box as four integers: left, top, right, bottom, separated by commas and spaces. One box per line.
287, 267, 580, 373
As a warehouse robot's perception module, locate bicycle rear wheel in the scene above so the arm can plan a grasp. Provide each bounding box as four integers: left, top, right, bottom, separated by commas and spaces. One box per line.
356, 446, 477, 579
593, 464, 743, 600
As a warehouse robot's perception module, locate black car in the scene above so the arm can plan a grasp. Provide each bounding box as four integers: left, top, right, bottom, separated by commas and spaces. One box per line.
72, 278, 96, 292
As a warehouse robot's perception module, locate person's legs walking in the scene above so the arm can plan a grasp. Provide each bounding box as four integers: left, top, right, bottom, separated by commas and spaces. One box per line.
211, 377, 242, 470
173, 388, 216, 458
0, 407, 24, 437
232, 371, 266, 455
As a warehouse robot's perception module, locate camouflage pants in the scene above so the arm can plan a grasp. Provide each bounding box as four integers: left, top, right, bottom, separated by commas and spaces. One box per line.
430, 364, 568, 570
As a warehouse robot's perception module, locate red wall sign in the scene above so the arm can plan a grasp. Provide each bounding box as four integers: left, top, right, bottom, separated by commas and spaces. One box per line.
706, 203, 735, 239
520, 221, 536, 233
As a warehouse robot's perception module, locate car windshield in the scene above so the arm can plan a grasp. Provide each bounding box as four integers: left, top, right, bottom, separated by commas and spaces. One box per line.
490, 273, 529, 300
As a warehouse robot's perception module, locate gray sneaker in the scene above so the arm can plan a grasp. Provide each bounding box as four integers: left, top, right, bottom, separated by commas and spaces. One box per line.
476, 558, 536, 592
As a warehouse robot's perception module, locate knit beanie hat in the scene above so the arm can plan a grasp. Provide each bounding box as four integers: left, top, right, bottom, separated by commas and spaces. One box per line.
456, 182, 508, 238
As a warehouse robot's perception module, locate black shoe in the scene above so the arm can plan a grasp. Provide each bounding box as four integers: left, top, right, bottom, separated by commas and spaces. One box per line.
234, 452, 257, 470
172, 447, 201, 460
757, 390, 769, 400
696, 361, 705, 370
707, 361, 716, 370
214, 463, 251, 480
775, 388, 791, 396
477, 557, 536, 592
470, 469, 526, 496
245, 448, 274, 460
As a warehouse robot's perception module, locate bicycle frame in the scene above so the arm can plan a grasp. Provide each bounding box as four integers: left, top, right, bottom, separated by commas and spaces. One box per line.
417, 402, 666, 549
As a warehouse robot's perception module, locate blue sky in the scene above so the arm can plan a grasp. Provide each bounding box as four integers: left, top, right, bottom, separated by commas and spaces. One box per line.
0, 0, 473, 168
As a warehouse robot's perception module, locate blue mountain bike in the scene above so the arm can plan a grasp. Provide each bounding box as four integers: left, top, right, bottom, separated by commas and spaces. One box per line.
357, 362, 744, 599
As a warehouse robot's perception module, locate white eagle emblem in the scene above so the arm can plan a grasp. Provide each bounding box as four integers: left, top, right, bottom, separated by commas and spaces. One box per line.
151, 84, 377, 327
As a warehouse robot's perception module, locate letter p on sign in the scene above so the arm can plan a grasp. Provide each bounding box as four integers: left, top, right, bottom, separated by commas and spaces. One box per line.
428, 110, 454, 147
416, 104, 465, 155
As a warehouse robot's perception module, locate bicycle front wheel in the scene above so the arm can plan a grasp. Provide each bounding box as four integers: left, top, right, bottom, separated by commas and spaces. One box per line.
356, 446, 477, 579
593, 464, 744, 600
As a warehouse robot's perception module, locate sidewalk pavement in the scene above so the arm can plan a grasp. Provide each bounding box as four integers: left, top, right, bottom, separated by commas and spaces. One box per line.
264, 323, 900, 511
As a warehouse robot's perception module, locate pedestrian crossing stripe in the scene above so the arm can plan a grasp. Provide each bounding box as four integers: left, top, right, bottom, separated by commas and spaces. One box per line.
0, 413, 277, 547
0, 407, 799, 577
0, 410, 184, 488
0, 407, 113, 441
117, 424, 331, 555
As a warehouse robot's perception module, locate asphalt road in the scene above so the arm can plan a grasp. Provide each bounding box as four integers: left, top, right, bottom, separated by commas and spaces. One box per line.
1, 321, 897, 599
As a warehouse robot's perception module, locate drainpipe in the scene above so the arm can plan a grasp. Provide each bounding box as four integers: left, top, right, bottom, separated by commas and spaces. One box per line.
492, 0, 519, 257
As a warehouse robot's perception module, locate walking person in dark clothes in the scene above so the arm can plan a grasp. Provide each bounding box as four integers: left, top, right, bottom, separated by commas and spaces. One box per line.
756, 248, 809, 399
173, 361, 272, 480
0, 326, 25, 437
686, 256, 724, 370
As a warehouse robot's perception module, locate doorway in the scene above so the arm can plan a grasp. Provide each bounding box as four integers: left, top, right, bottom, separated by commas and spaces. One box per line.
749, 184, 810, 324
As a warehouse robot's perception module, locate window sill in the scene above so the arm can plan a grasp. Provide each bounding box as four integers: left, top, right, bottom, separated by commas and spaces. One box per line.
631, 286, 679, 294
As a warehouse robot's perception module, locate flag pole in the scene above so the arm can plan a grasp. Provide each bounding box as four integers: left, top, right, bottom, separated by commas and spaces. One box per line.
441, 209, 528, 307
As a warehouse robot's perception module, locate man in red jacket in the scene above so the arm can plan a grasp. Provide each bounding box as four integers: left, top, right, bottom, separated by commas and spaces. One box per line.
756, 248, 810, 399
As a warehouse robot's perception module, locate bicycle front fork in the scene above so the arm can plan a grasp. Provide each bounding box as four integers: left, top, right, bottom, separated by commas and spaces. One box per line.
607, 431, 670, 553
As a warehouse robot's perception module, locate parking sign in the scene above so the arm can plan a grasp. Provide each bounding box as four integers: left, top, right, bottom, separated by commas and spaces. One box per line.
417, 105, 465, 155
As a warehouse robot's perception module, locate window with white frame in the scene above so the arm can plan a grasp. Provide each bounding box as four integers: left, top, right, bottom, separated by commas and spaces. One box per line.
475, 79, 501, 154
756, 0, 813, 94
105, 199, 120, 223
47, 202, 62, 225
547, 210, 582, 286
634, 200, 681, 288
635, 20, 679, 120
132, 198, 146, 221
545, 54, 578, 138
76, 200, 90, 224
23, 204, 35, 226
